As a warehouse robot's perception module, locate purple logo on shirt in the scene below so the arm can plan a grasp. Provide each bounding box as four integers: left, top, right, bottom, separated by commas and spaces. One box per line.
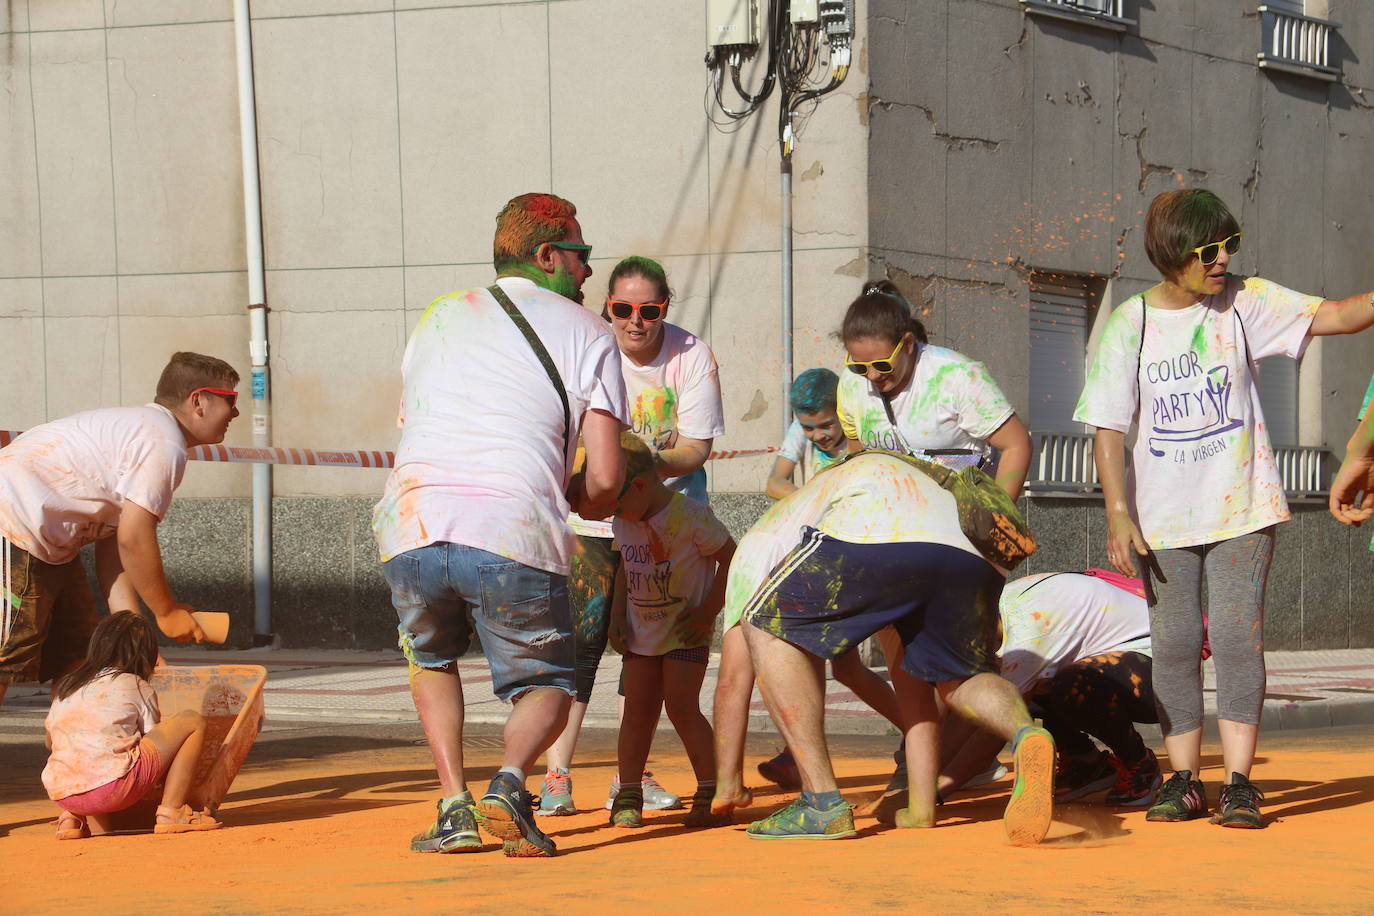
1147, 359, 1243, 459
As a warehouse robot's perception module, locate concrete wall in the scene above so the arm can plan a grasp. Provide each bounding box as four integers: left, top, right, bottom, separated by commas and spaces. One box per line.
864, 0, 1374, 650
866, 0, 1374, 430
0, 0, 871, 502
8, 1, 1374, 650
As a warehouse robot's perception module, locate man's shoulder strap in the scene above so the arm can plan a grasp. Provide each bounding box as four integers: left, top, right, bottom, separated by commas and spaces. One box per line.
487, 283, 571, 460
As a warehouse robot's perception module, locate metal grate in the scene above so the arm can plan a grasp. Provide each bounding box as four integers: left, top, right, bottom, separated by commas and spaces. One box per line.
1028, 431, 1334, 499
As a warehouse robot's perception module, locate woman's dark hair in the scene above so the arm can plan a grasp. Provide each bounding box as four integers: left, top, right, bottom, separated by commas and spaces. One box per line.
54, 611, 160, 702
601, 256, 674, 320
1144, 189, 1240, 279
839, 279, 929, 347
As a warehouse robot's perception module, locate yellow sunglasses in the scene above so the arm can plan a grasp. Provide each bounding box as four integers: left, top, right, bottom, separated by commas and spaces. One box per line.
845, 337, 907, 376
1189, 232, 1242, 266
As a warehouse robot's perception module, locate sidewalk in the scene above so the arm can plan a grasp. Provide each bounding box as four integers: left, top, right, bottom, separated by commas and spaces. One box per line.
6, 645, 1374, 736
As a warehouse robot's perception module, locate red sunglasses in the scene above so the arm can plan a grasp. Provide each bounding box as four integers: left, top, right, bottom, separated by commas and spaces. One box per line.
607, 299, 667, 322
191, 386, 238, 409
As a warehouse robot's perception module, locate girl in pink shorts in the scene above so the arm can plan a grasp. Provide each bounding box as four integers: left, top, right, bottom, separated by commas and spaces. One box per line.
42, 611, 220, 838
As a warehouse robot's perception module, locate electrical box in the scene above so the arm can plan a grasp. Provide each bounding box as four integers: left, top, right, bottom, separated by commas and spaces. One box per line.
818, 0, 854, 40
707, 0, 760, 49
790, 0, 820, 24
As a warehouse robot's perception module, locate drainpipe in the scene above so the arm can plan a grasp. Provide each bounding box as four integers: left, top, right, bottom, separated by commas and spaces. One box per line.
233, 0, 273, 646
780, 158, 793, 438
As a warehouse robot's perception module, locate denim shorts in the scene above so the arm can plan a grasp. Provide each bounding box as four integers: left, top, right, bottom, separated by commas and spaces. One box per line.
743, 528, 1003, 683
382, 542, 574, 702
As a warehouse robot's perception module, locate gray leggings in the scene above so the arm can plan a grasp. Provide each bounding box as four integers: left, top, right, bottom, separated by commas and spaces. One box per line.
1147, 527, 1274, 736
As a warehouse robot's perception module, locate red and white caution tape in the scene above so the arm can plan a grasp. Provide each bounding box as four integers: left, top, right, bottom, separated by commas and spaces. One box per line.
1, 430, 775, 467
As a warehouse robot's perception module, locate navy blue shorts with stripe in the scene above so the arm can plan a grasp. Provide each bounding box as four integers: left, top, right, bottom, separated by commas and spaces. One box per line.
742, 528, 1003, 683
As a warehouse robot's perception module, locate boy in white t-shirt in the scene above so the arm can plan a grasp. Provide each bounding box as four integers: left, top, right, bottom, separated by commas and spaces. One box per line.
602, 434, 735, 829
0, 352, 240, 707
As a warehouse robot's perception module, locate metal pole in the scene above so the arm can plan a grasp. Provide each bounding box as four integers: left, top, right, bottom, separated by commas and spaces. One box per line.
780, 157, 793, 437
233, 0, 273, 645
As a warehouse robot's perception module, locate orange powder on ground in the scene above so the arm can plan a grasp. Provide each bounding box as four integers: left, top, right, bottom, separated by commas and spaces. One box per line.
3, 727, 1371, 913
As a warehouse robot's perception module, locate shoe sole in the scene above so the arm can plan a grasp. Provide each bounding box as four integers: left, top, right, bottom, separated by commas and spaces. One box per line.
745, 826, 857, 841
1212, 813, 1264, 829
475, 797, 556, 857
411, 836, 483, 853
745, 828, 857, 840
536, 802, 577, 817
1145, 807, 1208, 822
1053, 771, 1117, 804
1005, 728, 1055, 846
604, 796, 681, 811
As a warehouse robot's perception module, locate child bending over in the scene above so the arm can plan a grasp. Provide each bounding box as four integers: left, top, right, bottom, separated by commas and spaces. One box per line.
43, 611, 220, 838
604, 434, 735, 828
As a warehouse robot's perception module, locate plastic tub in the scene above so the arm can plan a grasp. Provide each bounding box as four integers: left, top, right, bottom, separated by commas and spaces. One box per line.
104, 664, 267, 829
149, 664, 267, 814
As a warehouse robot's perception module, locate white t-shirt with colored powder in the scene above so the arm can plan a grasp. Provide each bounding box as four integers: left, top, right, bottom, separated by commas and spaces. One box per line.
778, 419, 846, 486
43, 670, 161, 800
998, 572, 1151, 695
1074, 276, 1322, 549
836, 344, 1014, 461
612, 492, 731, 655
372, 278, 630, 575
0, 405, 188, 564
721, 452, 988, 629
571, 322, 725, 538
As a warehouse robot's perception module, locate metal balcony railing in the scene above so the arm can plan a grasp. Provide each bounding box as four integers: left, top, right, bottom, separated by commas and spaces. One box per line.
1258, 5, 1340, 81
1020, 0, 1133, 32
1027, 431, 1099, 493
1273, 444, 1333, 498
1027, 431, 1334, 500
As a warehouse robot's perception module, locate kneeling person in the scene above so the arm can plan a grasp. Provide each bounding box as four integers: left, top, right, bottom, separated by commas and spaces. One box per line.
738, 451, 1055, 844
936, 570, 1160, 807
602, 434, 735, 828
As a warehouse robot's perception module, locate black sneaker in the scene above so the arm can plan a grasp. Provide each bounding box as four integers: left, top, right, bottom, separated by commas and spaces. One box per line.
1104, 748, 1163, 807
1053, 750, 1118, 804
1212, 772, 1265, 829
1145, 770, 1207, 822
410, 796, 482, 853
475, 772, 557, 857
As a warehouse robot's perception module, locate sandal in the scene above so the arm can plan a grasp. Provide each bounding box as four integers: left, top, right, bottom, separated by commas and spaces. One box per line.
155, 803, 222, 834
55, 810, 89, 840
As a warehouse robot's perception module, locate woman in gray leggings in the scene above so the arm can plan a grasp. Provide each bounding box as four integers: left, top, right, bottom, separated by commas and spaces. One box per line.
1075, 188, 1374, 828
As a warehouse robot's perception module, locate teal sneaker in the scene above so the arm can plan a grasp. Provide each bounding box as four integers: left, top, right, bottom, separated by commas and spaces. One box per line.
745, 797, 857, 840
537, 768, 576, 816
1004, 725, 1055, 846
410, 796, 482, 853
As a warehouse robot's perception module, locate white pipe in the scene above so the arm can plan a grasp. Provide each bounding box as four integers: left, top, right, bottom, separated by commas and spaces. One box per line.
780, 158, 794, 437
234, 0, 273, 644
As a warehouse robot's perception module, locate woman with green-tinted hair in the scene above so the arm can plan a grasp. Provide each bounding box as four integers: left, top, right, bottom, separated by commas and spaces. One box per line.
539, 255, 726, 816
1075, 187, 1374, 829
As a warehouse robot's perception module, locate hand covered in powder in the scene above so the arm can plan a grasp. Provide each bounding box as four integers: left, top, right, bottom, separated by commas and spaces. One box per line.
1330, 452, 1374, 526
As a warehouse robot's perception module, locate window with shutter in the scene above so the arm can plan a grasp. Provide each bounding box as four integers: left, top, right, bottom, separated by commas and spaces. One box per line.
1029, 272, 1107, 432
